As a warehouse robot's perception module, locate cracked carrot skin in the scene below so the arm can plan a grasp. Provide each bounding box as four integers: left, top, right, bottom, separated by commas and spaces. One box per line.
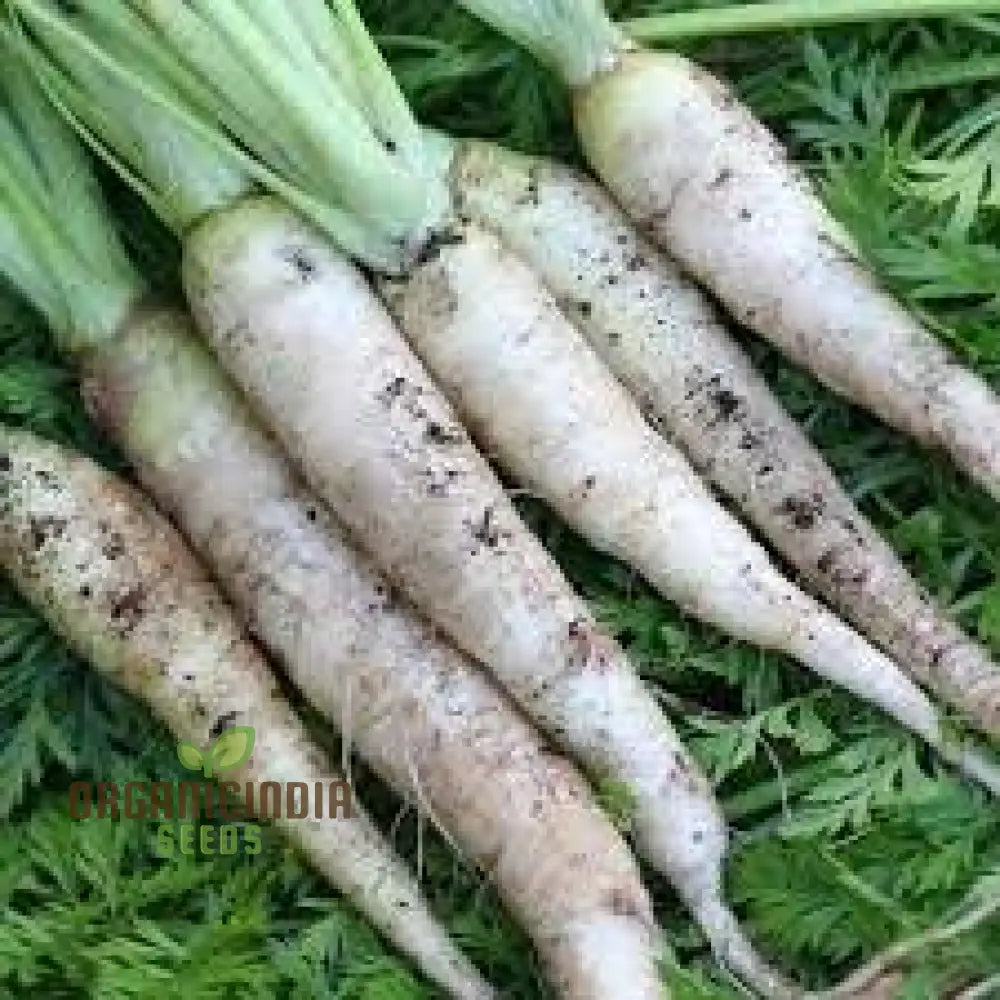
450, 139, 1000, 739
80, 307, 664, 1000
0, 424, 496, 1000
573, 49, 1000, 507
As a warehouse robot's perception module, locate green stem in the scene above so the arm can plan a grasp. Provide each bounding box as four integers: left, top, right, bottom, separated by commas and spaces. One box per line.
629, 1, 1000, 44
721, 757, 832, 821
892, 54, 1000, 91
825, 879, 1000, 999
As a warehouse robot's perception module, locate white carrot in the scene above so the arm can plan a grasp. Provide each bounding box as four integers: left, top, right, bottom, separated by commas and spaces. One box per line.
15, 4, 793, 992
450, 140, 1000, 739
0, 425, 494, 1000
377, 219, 1000, 804
72, 0, 996, 802
80, 309, 663, 1000
0, 55, 664, 1000
452, 0, 1000, 505
20, 4, 1000, 994
180, 196, 782, 992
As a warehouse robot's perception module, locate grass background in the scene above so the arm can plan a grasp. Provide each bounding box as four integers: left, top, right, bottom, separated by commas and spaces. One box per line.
1, 1, 1000, 997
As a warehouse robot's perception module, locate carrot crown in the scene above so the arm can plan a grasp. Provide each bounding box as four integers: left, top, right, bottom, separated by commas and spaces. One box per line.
10, 0, 454, 274
452, 0, 629, 86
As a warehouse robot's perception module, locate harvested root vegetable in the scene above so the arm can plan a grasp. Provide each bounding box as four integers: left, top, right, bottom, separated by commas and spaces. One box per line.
0, 426, 494, 1000
377, 217, 1000, 804
450, 140, 1000, 740
180, 201, 784, 993
19, 3, 1000, 993
0, 54, 663, 1000
83, 309, 665, 1000
15, 3, 788, 992
453, 0, 1000, 504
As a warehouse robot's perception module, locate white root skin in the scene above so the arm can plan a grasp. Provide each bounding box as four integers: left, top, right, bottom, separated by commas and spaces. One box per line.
573, 49, 1000, 505
0, 425, 494, 1000
181, 197, 747, 990
378, 221, 1000, 805
83, 306, 663, 1000
451, 140, 1000, 739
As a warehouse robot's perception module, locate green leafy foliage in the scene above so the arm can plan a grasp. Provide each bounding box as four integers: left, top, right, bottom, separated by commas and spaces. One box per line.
3, 2, 1000, 997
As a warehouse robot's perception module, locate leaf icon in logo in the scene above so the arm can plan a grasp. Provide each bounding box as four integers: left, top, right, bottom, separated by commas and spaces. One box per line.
209, 726, 255, 777
177, 741, 205, 773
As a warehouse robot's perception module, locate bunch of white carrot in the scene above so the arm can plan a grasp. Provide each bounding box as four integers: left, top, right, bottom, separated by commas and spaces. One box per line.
0, 426, 498, 1000
5, 0, 1000, 996
0, 42, 668, 1000
448, 0, 1000, 736
10, 5, 793, 994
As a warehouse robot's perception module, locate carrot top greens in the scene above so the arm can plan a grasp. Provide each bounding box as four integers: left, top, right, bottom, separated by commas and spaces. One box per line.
0, 27, 139, 350
452, 0, 1000, 63
12, 0, 453, 271
450, 0, 628, 84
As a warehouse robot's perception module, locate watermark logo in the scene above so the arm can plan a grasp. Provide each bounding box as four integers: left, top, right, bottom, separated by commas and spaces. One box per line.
176, 725, 255, 779
67, 725, 354, 858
